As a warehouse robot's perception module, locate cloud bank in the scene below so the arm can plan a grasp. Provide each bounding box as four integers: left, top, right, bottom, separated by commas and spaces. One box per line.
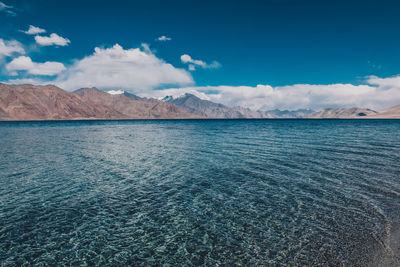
54, 44, 193, 91
144, 78, 400, 111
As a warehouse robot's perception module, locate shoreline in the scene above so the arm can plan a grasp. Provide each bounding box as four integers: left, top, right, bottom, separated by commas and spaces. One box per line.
1, 117, 400, 122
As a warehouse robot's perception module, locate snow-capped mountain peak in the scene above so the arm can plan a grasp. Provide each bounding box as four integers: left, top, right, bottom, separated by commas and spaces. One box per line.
107, 90, 124, 95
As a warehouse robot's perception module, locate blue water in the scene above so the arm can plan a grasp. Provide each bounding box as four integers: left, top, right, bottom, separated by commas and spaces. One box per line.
1, 119, 400, 266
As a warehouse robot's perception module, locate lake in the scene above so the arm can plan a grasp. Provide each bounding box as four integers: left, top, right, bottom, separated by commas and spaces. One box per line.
1, 119, 399, 266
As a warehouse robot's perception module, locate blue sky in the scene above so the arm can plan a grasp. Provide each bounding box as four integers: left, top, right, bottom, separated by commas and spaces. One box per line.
1, 0, 400, 110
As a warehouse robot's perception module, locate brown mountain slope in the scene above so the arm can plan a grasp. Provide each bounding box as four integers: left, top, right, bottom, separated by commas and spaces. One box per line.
0, 84, 198, 120
0, 106, 10, 120
73, 88, 198, 119
0, 83, 125, 120
369, 104, 400, 118
306, 108, 378, 118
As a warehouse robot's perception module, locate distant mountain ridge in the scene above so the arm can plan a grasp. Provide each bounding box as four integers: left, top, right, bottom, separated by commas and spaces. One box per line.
0, 83, 399, 120
368, 104, 400, 118
267, 109, 315, 118
306, 108, 378, 118
74, 88, 197, 119
162, 93, 274, 118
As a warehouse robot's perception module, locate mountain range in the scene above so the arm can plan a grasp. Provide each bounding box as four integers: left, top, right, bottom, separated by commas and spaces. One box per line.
306, 107, 378, 118
267, 109, 316, 118
0, 83, 196, 120
0, 83, 399, 120
74, 88, 196, 119
162, 93, 274, 118
368, 104, 400, 118
306, 106, 400, 119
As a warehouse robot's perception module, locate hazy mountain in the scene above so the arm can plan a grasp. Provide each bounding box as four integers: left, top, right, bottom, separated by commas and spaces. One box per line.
267, 109, 315, 118
370, 104, 400, 118
163, 93, 274, 118
0, 83, 125, 120
74, 88, 197, 119
306, 108, 378, 118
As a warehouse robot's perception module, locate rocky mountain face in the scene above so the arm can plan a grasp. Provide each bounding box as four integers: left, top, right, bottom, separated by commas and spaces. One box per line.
74, 88, 198, 119
369, 104, 400, 118
306, 106, 400, 118
122, 91, 159, 103
163, 93, 274, 118
0, 83, 197, 120
0, 83, 125, 120
267, 109, 315, 118
306, 108, 378, 118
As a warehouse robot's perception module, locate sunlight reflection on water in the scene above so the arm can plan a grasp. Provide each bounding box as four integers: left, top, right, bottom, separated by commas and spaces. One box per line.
0, 119, 399, 266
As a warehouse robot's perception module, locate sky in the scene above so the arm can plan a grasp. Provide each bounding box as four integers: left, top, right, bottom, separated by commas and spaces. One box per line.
1, 0, 400, 111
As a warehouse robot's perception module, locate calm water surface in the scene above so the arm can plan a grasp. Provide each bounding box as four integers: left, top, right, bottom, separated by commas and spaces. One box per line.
1, 119, 400, 266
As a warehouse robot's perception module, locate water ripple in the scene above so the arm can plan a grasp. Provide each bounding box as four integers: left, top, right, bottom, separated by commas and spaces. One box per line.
0, 119, 399, 266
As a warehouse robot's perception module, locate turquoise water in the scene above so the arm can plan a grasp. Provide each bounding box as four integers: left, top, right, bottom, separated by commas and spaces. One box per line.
0, 119, 399, 266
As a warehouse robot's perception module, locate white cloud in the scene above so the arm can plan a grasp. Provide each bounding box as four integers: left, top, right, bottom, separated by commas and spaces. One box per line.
143, 88, 211, 101
141, 43, 151, 53
23, 25, 46, 35
0, 1, 16, 16
181, 54, 205, 67
180, 54, 221, 71
145, 78, 400, 111
0, 38, 25, 58
35, 33, 70, 46
54, 44, 193, 91
107, 90, 124, 95
157, 35, 171, 41
6, 56, 66, 75
6, 78, 45, 84
366, 75, 400, 88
